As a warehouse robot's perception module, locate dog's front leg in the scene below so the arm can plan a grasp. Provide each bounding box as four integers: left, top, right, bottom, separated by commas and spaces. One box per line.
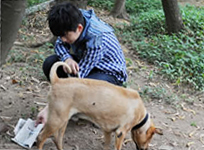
53, 120, 69, 150
103, 131, 111, 150
114, 131, 126, 150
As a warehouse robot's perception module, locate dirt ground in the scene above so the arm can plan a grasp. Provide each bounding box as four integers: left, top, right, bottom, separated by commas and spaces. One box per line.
0, 1, 204, 150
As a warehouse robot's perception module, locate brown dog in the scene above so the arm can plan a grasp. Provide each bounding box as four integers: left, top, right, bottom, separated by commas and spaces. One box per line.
37, 62, 163, 150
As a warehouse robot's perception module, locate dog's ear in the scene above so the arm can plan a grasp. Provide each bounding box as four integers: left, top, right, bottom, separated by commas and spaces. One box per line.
154, 127, 163, 135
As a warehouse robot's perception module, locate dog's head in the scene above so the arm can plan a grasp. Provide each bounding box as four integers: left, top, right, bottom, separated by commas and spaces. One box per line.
131, 115, 163, 150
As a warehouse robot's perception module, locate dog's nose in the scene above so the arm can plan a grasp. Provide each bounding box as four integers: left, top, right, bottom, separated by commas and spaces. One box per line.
135, 145, 147, 150
135, 143, 148, 150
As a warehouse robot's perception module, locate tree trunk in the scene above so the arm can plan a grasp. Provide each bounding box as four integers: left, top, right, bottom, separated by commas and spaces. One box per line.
1, 0, 26, 67
161, 0, 183, 34
110, 0, 129, 20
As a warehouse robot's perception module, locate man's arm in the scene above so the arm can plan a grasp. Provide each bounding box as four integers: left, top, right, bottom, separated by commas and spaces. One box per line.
55, 38, 79, 74
55, 38, 72, 61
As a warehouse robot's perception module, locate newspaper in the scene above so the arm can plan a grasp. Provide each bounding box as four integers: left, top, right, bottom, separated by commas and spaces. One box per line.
11, 118, 43, 149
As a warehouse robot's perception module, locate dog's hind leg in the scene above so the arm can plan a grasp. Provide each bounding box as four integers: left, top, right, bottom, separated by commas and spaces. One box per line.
37, 123, 58, 150
103, 131, 111, 150
53, 120, 69, 150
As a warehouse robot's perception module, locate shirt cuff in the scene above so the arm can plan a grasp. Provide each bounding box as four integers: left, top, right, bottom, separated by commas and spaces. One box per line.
61, 54, 73, 62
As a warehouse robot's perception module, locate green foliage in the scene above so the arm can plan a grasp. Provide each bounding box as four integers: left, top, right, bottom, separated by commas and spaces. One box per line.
116, 4, 204, 90
126, 0, 162, 14
88, 0, 114, 11
27, 0, 49, 7
190, 122, 197, 127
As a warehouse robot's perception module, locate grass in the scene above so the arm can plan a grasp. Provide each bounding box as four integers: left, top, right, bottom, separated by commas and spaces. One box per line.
27, 0, 49, 7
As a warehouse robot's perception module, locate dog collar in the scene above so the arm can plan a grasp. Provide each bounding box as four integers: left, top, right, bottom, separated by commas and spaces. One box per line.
132, 113, 149, 130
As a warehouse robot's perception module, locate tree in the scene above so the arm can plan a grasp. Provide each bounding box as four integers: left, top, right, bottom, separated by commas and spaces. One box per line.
161, 0, 184, 34
110, 0, 129, 20
1, 0, 26, 67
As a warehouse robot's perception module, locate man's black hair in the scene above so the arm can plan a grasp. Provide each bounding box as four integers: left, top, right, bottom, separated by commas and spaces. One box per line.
47, 2, 84, 36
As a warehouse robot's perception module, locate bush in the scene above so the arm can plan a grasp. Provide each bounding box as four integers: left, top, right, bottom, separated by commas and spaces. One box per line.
117, 5, 204, 90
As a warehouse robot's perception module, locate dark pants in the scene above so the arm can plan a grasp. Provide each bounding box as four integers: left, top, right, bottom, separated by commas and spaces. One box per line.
42, 55, 123, 86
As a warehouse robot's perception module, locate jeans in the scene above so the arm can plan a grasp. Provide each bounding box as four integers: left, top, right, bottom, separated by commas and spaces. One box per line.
42, 54, 123, 86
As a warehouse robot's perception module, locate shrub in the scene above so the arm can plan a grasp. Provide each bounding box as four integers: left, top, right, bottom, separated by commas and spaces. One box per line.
117, 4, 204, 90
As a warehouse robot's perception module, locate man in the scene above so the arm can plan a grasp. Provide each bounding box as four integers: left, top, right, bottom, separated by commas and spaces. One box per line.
36, 2, 127, 125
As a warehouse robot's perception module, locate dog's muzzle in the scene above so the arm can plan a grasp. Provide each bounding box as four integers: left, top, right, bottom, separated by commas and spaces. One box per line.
135, 143, 147, 150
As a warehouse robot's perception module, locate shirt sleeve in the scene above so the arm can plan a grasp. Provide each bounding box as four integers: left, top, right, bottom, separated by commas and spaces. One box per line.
54, 38, 73, 61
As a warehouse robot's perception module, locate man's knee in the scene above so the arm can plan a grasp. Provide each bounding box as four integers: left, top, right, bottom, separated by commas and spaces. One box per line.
42, 55, 59, 81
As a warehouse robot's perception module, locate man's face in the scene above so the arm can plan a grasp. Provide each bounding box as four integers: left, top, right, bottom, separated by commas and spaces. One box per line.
61, 24, 83, 44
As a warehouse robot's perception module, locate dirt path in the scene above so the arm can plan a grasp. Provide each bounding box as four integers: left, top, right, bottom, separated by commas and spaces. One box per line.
1, 2, 204, 150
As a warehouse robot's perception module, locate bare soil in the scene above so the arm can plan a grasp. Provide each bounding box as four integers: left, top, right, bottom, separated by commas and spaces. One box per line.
0, 1, 204, 150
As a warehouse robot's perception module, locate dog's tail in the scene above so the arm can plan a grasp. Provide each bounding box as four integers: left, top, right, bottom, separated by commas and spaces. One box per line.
50, 62, 72, 84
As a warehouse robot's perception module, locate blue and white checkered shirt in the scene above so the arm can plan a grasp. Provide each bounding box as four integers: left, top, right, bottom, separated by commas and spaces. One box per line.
54, 9, 127, 82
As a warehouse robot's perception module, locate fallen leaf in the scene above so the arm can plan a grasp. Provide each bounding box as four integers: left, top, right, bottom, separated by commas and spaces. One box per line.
186, 141, 194, 147
12, 79, 18, 84
179, 115, 185, 120
0, 116, 13, 122
200, 134, 204, 144
181, 103, 196, 115
34, 101, 47, 106
0, 85, 7, 91
189, 126, 200, 137
31, 77, 40, 83
127, 66, 138, 70
149, 82, 157, 87
39, 81, 50, 87
170, 117, 176, 122
6, 130, 14, 137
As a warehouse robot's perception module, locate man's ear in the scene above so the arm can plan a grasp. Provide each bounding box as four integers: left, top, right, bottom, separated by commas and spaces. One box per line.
77, 24, 83, 33
154, 127, 163, 135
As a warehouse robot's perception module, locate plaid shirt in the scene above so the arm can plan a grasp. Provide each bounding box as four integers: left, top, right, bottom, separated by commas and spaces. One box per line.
55, 9, 127, 82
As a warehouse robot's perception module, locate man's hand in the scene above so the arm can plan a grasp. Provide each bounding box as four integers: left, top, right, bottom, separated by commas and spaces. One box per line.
64, 58, 79, 75
35, 105, 48, 127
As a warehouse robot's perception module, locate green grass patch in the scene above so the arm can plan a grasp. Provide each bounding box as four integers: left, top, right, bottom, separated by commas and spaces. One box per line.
27, 0, 49, 7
